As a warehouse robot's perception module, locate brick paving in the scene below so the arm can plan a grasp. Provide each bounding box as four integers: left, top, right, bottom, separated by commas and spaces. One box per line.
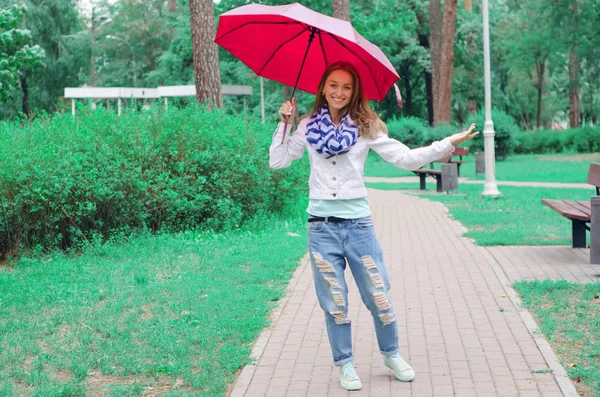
229, 188, 592, 397
362, 176, 591, 190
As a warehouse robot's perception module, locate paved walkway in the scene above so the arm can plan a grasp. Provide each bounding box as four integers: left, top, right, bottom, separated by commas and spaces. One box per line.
229, 188, 597, 397
363, 176, 591, 190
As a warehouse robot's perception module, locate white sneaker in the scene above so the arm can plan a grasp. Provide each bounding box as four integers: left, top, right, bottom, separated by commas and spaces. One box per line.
384, 354, 415, 382
339, 362, 363, 391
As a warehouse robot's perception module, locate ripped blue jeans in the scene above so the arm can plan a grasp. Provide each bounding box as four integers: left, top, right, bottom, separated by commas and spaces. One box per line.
308, 216, 399, 366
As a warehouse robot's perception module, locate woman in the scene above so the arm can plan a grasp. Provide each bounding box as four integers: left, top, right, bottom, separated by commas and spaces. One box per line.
269, 61, 478, 391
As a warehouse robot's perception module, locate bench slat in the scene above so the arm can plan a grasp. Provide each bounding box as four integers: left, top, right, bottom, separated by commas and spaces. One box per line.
413, 169, 442, 175
568, 200, 591, 215
541, 199, 590, 221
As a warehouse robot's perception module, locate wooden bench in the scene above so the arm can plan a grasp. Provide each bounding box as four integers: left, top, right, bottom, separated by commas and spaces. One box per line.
432, 147, 469, 176
413, 168, 444, 192
412, 147, 469, 192
542, 162, 600, 248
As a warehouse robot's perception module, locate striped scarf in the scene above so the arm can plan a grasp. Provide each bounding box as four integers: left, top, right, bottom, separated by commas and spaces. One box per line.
305, 105, 358, 159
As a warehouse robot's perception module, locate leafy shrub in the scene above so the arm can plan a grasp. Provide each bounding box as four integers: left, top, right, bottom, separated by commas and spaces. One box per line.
513, 129, 563, 154
513, 125, 600, 154
0, 106, 308, 255
386, 117, 429, 147
563, 126, 600, 153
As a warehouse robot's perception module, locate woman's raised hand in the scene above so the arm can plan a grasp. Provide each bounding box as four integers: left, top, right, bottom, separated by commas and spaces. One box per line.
278, 98, 296, 123
449, 123, 480, 146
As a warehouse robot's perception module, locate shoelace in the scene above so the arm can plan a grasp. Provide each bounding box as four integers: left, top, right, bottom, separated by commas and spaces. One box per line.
342, 364, 359, 380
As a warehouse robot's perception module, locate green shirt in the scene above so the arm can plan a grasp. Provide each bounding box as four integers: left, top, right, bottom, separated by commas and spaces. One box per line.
307, 198, 371, 219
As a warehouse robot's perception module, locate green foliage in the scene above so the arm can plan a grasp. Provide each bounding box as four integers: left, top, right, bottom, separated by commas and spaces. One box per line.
0, 0, 87, 117
0, 107, 308, 255
0, 3, 45, 103
466, 109, 520, 160
386, 116, 429, 147
513, 125, 600, 154
95, 0, 171, 88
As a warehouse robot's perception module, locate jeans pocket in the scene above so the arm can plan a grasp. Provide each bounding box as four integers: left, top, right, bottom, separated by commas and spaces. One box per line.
356, 217, 374, 230
308, 221, 325, 232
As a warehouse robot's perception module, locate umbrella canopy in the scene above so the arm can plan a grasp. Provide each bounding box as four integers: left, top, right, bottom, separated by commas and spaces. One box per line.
214, 2, 399, 101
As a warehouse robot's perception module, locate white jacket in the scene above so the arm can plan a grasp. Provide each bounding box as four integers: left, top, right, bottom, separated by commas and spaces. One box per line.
269, 119, 455, 200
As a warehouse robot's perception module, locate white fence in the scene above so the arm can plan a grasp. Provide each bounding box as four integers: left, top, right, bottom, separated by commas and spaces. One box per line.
64, 85, 252, 115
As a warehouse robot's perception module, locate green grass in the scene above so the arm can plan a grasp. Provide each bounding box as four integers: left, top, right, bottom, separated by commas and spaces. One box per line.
513, 280, 600, 397
365, 182, 595, 246
0, 221, 308, 396
365, 152, 600, 183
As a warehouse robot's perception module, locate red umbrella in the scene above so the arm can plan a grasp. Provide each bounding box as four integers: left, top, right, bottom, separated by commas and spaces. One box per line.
214, 2, 400, 103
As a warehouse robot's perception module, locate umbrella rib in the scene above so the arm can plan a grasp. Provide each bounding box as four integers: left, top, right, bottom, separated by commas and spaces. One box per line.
257, 26, 310, 75
318, 31, 328, 69
325, 33, 384, 100
216, 21, 302, 42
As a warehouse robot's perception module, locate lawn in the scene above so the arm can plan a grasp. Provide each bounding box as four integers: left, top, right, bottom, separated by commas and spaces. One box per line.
365, 182, 594, 246
365, 151, 600, 183
0, 222, 308, 396
513, 280, 600, 397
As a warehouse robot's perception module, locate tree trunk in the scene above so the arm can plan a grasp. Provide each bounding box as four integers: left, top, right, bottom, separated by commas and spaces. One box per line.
436, 0, 458, 124
568, 47, 580, 128
90, 8, 95, 87
429, 0, 441, 123
401, 63, 413, 115
465, 0, 472, 13
189, 0, 222, 107
416, 9, 433, 125
168, 0, 177, 42
20, 75, 29, 116
332, 0, 351, 22
535, 60, 545, 128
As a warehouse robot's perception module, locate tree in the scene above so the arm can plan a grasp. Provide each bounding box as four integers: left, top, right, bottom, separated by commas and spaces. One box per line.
435, 0, 457, 124
0, 4, 44, 105
428, 0, 441, 123
94, 0, 171, 88
189, 0, 221, 107
332, 0, 351, 22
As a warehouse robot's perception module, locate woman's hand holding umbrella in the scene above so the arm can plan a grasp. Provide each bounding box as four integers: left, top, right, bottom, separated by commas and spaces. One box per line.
278, 98, 297, 123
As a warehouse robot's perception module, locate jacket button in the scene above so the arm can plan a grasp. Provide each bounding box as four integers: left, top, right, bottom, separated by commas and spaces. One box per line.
332, 193, 337, 197
332, 177, 336, 181
332, 161, 336, 165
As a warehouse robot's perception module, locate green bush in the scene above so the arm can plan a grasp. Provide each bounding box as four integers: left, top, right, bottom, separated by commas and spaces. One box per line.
465, 109, 520, 161
386, 117, 429, 147
513, 129, 563, 154
0, 106, 308, 255
513, 125, 600, 154
563, 126, 600, 153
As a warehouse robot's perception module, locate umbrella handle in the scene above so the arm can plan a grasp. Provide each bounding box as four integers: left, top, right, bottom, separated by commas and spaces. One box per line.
281, 115, 290, 144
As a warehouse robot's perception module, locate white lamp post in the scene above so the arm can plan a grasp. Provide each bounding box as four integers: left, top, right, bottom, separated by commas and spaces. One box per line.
481, 0, 501, 197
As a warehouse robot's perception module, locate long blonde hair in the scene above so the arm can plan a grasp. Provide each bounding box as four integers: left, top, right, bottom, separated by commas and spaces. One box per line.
309, 61, 387, 139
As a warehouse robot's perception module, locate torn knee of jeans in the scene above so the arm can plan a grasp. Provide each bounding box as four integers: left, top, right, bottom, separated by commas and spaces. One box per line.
373, 292, 391, 311
324, 276, 340, 289
369, 273, 384, 289
379, 312, 396, 326
331, 289, 345, 307
331, 311, 351, 324
312, 252, 335, 273
361, 255, 377, 270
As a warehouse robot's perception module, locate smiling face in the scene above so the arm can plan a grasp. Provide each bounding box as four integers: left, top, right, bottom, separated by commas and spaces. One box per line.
323, 69, 354, 119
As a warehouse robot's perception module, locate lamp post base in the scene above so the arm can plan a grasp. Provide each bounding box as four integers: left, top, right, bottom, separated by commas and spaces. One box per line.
482, 183, 501, 197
